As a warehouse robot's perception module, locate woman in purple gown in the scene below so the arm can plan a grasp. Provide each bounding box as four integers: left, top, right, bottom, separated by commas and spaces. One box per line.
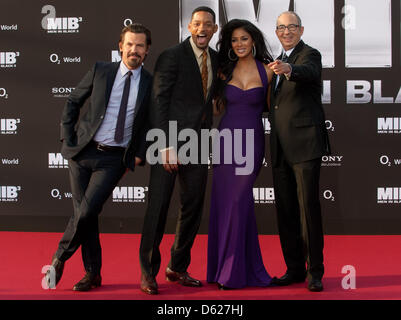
207, 19, 274, 289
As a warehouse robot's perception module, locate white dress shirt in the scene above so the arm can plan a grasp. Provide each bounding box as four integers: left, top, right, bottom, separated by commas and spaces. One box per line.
94, 62, 141, 147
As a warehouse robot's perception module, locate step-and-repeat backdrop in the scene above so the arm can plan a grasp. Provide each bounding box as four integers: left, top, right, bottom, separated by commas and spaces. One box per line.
0, 0, 400, 234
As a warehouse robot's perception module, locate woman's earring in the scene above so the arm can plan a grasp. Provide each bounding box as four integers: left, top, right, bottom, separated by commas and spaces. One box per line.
228, 48, 238, 61
252, 44, 256, 57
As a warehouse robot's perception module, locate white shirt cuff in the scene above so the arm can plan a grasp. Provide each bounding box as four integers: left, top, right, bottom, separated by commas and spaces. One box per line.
160, 146, 174, 153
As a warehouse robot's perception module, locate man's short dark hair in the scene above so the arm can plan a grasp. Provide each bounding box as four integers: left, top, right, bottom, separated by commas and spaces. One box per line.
119, 23, 152, 46
191, 6, 216, 23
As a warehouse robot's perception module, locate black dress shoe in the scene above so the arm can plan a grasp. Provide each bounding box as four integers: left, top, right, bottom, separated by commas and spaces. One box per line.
271, 272, 306, 286
72, 272, 102, 291
308, 278, 323, 292
141, 274, 158, 295
165, 267, 202, 287
45, 253, 65, 288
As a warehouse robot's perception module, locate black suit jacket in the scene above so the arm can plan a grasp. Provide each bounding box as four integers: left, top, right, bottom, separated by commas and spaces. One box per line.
269, 40, 330, 166
150, 37, 218, 147
60, 61, 152, 171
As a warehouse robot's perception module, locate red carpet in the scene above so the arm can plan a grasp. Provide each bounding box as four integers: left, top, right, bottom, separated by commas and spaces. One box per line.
0, 232, 400, 300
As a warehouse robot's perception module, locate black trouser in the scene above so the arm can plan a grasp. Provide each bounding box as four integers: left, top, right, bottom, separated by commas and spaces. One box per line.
55, 142, 126, 275
139, 163, 208, 277
272, 141, 324, 280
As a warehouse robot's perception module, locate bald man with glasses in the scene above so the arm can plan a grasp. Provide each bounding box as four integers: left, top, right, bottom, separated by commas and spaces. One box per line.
268, 11, 330, 292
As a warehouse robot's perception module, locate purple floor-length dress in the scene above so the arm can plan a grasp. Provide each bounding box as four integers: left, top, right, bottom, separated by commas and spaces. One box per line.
207, 59, 271, 288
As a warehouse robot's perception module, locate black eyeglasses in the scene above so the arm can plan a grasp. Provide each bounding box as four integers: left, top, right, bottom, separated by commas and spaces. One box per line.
276, 24, 300, 32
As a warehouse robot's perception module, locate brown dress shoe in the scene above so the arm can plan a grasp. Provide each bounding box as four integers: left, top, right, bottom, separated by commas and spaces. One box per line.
72, 272, 102, 291
141, 274, 158, 295
45, 253, 65, 288
165, 267, 202, 287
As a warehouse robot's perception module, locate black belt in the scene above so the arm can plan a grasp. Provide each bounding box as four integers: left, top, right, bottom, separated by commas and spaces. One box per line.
91, 141, 125, 153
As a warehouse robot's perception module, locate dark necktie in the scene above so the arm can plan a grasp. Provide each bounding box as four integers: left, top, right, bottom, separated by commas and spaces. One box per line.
275, 52, 289, 91
114, 71, 132, 143
201, 50, 208, 99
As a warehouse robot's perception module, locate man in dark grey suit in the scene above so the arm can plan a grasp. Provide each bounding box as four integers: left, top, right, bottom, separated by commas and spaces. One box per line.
45, 24, 152, 291
268, 11, 330, 292
139, 6, 218, 295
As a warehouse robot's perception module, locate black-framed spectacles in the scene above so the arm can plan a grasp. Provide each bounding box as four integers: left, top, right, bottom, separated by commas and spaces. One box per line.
276, 24, 299, 32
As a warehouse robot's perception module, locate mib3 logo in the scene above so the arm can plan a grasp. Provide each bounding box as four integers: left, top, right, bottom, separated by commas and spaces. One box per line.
0, 186, 21, 202
113, 186, 148, 203
48, 153, 68, 168
41, 5, 82, 33
262, 118, 271, 135
0, 52, 19, 68
377, 117, 401, 134
321, 155, 343, 167
52, 87, 75, 98
377, 187, 401, 204
253, 188, 275, 204
1, 119, 20, 134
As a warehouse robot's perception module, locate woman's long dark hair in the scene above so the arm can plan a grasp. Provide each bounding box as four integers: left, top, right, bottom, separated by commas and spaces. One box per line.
215, 19, 273, 112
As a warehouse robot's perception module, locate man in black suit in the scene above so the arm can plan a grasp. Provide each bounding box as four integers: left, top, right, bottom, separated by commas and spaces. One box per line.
45, 24, 152, 291
139, 6, 218, 295
268, 11, 330, 292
